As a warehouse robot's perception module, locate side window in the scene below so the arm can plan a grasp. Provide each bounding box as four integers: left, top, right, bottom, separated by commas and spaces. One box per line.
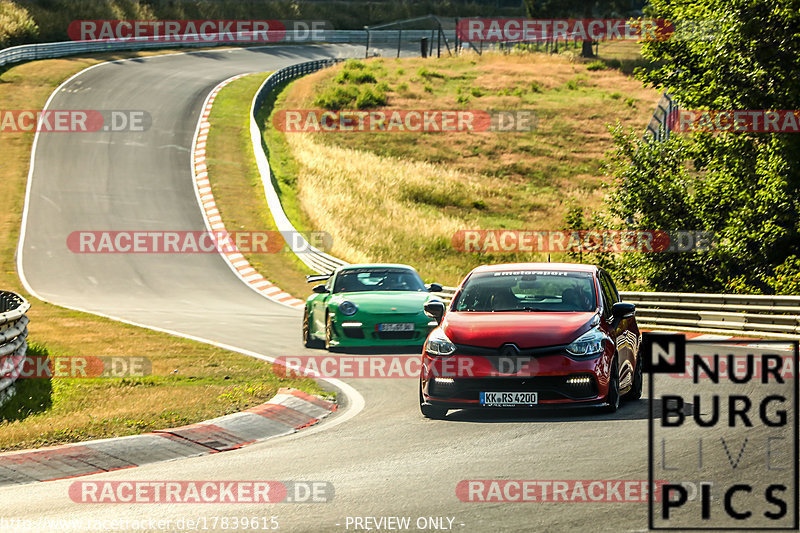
605, 272, 620, 304
598, 271, 615, 317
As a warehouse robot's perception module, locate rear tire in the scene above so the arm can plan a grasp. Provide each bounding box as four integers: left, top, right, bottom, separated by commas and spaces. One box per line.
303, 307, 316, 348
604, 357, 620, 413
419, 381, 448, 419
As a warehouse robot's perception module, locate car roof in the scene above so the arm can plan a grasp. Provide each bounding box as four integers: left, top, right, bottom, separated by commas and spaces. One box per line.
469, 262, 598, 274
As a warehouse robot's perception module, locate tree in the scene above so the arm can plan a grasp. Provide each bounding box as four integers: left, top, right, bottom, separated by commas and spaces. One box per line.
603, 0, 800, 293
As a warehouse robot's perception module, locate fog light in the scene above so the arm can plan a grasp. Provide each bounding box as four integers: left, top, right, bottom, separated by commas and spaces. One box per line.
341, 322, 363, 328
433, 377, 454, 384
566, 376, 592, 385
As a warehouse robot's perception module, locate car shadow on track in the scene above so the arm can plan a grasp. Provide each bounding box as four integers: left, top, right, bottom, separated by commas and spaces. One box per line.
441, 398, 694, 423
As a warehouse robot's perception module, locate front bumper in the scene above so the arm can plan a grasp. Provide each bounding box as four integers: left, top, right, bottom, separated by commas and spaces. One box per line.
420, 350, 612, 408
329, 314, 436, 347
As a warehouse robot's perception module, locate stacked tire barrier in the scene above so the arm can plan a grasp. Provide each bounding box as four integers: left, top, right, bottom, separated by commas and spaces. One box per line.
0, 291, 30, 407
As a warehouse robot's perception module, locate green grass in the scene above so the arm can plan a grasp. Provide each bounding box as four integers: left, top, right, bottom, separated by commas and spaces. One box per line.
205, 73, 318, 298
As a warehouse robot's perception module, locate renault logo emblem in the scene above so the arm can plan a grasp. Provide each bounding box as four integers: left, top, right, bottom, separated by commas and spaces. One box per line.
499, 343, 520, 357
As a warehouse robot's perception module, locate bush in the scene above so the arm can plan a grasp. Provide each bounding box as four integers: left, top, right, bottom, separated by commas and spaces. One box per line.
335, 69, 376, 84
355, 87, 387, 109
0, 1, 38, 47
418, 67, 447, 80
586, 60, 607, 71
313, 85, 360, 110
470, 87, 483, 97
767, 256, 800, 295
343, 59, 366, 70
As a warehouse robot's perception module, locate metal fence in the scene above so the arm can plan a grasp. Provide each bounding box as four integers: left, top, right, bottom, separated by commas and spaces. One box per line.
0, 291, 30, 406
644, 92, 677, 142
0, 31, 458, 69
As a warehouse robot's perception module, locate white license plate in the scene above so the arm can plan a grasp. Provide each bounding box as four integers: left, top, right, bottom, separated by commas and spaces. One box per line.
378, 322, 414, 332
480, 391, 538, 406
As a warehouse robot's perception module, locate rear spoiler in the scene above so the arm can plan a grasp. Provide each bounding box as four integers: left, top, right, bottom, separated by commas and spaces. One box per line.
306, 274, 332, 284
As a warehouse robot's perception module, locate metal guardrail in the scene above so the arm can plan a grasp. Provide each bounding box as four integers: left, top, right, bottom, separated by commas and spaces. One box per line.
0, 30, 458, 68
0, 291, 30, 406
621, 292, 800, 338
250, 59, 351, 275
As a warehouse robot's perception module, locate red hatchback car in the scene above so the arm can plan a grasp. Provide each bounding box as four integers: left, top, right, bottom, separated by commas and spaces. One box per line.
419, 263, 642, 419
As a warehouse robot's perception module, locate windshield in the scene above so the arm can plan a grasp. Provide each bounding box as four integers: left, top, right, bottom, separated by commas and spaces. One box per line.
333, 268, 426, 294
454, 270, 597, 312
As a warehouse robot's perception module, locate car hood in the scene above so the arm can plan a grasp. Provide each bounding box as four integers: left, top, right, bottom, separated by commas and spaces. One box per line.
442, 311, 598, 349
333, 291, 432, 314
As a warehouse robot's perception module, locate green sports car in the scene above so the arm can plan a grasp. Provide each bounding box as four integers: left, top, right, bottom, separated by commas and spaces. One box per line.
303, 264, 443, 349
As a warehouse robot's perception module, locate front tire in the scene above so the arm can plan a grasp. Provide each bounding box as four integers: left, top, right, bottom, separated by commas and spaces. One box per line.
624, 352, 643, 401
325, 312, 333, 350
604, 356, 620, 413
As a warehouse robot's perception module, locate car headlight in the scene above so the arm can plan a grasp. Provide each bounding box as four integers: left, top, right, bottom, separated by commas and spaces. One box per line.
425, 328, 456, 356
338, 301, 358, 316
566, 327, 607, 358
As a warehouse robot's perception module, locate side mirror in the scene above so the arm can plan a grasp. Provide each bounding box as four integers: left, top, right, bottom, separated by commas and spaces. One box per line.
424, 300, 446, 325
426, 282, 443, 293
612, 302, 635, 319
312, 284, 330, 294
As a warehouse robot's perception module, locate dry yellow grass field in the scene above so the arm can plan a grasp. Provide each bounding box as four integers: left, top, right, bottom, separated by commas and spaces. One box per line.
267, 51, 660, 285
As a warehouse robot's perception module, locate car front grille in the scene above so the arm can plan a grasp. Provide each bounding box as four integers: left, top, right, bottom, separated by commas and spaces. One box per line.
428, 376, 598, 401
